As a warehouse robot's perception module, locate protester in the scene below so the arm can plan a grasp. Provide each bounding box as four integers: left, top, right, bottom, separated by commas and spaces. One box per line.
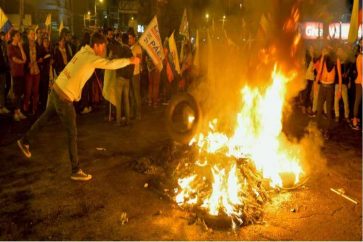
302, 46, 316, 115
351, 39, 362, 130
146, 55, 161, 107
334, 47, 351, 123
7, 29, 27, 121
128, 28, 142, 120
113, 33, 134, 126
23, 29, 41, 115
17, 32, 140, 181
53, 37, 70, 76
38, 37, 53, 112
315, 45, 342, 139
79, 32, 93, 114
0, 31, 10, 114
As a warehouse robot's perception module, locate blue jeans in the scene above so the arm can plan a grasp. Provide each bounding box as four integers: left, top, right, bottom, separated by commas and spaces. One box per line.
22, 89, 79, 173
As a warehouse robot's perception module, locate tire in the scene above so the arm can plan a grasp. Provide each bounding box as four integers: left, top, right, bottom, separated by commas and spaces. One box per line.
165, 93, 202, 144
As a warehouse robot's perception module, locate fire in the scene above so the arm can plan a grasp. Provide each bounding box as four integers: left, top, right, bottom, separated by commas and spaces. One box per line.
175, 65, 304, 225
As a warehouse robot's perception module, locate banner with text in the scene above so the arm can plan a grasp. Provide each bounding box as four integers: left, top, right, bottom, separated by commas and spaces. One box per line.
139, 16, 165, 71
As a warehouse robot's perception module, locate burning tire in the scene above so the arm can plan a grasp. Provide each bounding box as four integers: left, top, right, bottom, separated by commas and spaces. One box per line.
166, 93, 202, 144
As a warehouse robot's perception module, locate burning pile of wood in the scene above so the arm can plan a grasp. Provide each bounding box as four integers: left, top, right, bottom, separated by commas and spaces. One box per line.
172, 144, 271, 228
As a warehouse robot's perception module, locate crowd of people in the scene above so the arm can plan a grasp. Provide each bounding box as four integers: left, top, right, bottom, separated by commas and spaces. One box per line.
300, 39, 362, 139
0, 26, 194, 127
0, 26, 362, 133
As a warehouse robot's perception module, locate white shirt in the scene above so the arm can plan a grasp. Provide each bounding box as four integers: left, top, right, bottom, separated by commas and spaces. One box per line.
55, 45, 131, 101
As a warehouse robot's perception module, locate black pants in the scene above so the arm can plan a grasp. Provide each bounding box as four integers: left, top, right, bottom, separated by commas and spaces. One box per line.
353, 84, 362, 119
317, 83, 334, 130
23, 90, 79, 173
303, 79, 314, 108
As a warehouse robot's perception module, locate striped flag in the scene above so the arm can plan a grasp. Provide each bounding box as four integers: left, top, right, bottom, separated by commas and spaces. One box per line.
0, 7, 12, 33
348, 0, 362, 43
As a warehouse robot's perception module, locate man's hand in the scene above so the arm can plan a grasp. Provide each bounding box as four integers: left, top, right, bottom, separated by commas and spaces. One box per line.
336, 87, 342, 100
130, 57, 140, 65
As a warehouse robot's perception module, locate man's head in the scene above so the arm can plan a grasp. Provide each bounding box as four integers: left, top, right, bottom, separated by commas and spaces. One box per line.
106, 28, 113, 40
127, 28, 136, 46
36, 28, 42, 41
42, 37, 50, 48
10, 29, 20, 44
121, 33, 129, 46
0, 31, 5, 41
91, 32, 107, 57
27, 29, 35, 42
58, 37, 66, 48
60, 28, 71, 42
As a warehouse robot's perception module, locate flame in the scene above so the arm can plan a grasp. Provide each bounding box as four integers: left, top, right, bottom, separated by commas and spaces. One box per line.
176, 65, 304, 220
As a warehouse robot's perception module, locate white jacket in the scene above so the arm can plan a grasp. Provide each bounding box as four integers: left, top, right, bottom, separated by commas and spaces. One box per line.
55, 45, 131, 102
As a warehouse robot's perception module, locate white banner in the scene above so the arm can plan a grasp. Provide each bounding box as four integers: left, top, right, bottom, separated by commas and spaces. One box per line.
139, 16, 164, 71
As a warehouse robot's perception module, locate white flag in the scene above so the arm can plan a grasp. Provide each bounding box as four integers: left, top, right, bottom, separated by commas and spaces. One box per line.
45, 14, 51, 26
58, 20, 63, 33
179, 8, 189, 39
139, 16, 165, 71
193, 29, 200, 69
168, 31, 181, 74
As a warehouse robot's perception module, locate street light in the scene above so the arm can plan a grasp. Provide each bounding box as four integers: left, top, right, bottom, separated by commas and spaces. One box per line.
94, 0, 103, 27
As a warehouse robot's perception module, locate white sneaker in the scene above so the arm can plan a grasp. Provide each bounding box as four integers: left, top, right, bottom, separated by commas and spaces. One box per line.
81, 107, 89, 114
14, 113, 21, 121
70, 169, 92, 181
0, 107, 10, 114
18, 111, 27, 119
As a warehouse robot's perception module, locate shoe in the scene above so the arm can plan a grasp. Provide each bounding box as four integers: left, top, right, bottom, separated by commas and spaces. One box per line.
308, 111, 316, 118
18, 111, 27, 119
17, 139, 31, 158
322, 130, 330, 140
81, 107, 90, 114
70, 169, 92, 181
0, 107, 10, 114
13, 113, 21, 122
301, 106, 306, 114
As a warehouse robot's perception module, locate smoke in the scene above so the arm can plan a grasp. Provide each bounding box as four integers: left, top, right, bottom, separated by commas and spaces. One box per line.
181, 0, 351, 178
189, 0, 307, 129
298, 122, 327, 175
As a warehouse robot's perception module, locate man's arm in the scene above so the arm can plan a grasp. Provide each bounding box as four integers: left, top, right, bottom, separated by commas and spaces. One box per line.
357, 54, 362, 85
336, 58, 342, 99
92, 55, 140, 70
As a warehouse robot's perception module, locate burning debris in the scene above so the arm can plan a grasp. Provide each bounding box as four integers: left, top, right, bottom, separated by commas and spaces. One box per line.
170, 66, 307, 229
172, 146, 270, 228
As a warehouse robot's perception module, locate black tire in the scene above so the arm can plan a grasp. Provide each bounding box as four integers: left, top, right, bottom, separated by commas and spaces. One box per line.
165, 93, 202, 144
